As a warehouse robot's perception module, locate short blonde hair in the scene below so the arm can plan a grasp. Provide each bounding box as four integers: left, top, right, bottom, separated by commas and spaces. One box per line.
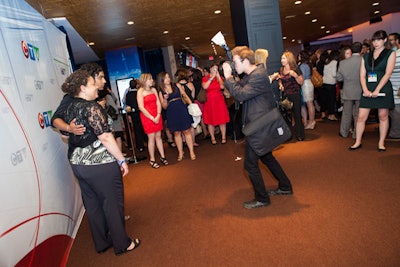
139, 73, 152, 87
255, 49, 269, 67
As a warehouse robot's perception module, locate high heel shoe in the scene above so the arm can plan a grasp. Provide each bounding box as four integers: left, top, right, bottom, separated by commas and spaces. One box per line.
304, 121, 316, 130
378, 147, 386, 152
177, 153, 184, 161
348, 144, 362, 151
211, 138, 217, 145
190, 153, 196, 160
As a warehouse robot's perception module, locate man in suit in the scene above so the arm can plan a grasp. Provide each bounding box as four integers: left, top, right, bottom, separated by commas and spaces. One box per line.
337, 42, 363, 138
222, 46, 293, 209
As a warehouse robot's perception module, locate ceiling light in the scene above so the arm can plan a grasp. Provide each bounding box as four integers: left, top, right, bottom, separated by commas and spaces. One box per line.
326, 30, 330, 33
312, 19, 317, 23
291, 39, 295, 42
125, 37, 135, 41
374, 10, 380, 14
283, 36, 287, 40
127, 21, 134, 25
320, 26, 325, 29
185, 37, 190, 40
214, 10, 221, 14
285, 15, 296, 19
163, 30, 169, 34
304, 11, 311, 15
348, 29, 353, 33
372, 2, 379, 6
87, 42, 95, 46
294, 1, 302, 5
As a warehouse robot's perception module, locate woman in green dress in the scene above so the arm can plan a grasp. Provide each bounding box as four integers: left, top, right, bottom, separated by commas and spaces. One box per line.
349, 30, 396, 151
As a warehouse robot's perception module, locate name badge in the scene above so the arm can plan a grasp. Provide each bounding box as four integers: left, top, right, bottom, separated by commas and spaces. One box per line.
367, 72, 378, 82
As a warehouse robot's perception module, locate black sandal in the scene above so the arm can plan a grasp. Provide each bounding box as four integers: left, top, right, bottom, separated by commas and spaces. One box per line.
160, 157, 168, 165
116, 238, 141, 256
149, 160, 160, 168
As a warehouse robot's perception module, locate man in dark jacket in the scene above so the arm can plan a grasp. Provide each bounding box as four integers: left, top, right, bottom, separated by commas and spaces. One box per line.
223, 46, 293, 209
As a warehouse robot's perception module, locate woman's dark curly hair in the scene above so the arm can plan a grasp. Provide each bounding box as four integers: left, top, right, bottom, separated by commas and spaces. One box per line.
61, 69, 91, 96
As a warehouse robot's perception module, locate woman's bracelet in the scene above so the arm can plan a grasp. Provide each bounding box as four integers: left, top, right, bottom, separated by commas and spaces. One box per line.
118, 159, 126, 166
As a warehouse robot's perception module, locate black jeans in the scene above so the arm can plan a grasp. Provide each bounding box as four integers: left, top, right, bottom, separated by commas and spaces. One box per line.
287, 92, 304, 139
244, 141, 292, 203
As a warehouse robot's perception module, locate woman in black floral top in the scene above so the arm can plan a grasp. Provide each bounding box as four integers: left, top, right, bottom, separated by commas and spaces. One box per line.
62, 70, 140, 255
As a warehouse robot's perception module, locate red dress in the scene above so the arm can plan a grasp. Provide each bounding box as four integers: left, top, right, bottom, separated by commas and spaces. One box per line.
202, 76, 230, 126
140, 93, 163, 134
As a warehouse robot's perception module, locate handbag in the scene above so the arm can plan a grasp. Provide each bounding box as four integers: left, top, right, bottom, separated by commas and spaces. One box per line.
197, 88, 207, 103
279, 91, 293, 110
242, 108, 292, 156
311, 67, 323, 88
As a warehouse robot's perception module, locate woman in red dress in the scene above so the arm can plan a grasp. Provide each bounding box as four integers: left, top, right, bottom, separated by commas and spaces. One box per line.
202, 63, 230, 144
137, 73, 168, 168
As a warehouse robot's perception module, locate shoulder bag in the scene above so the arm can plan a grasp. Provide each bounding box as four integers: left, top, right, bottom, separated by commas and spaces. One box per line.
196, 88, 207, 103
242, 108, 292, 156
311, 67, 323, 88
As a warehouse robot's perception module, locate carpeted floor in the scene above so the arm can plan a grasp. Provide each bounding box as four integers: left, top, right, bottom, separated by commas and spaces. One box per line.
66, 119, 400, 267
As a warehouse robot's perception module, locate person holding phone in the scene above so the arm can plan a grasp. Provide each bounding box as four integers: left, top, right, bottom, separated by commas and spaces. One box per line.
201, 63, 230, 145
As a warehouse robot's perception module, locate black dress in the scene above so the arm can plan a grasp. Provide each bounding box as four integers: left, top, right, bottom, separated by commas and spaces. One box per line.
360, 49, 395, 109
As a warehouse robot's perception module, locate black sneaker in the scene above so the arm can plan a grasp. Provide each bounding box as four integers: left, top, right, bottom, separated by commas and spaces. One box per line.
243, 199, 270, 209
267, 188, 293, 196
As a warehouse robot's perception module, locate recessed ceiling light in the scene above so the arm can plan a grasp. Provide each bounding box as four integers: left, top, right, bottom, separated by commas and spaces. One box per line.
348, 29, 353, 33
374, 10, 380, 14
294, 1, 302, 5
304, 11, 311, 15
125, 37, 135, 41
88, 42, 95, 46
283, 36, 287, 40
163, 30, 169, 34
320, 26, 325, 29
372, 2, 379, 6
127, 21, 134, 25
285, 15, 296, 19
214, 10, 221, 14
291, 39, 295, 42
312, 19, 317, 23
185, 37, 190, 40
326, 30, 330, 33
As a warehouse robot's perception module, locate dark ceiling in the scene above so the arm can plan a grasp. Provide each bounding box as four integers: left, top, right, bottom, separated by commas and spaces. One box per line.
25, 0, 400, 62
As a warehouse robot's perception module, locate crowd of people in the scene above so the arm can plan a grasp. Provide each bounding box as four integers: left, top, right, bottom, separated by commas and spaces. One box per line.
50, 29, 399, 255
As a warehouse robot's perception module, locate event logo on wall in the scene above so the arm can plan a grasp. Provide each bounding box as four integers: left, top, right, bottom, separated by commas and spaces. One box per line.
21, 40, 39, 61
38, 110, 52, 129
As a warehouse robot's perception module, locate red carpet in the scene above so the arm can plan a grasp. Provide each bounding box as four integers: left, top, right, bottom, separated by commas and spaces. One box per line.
67, 119, 400, 266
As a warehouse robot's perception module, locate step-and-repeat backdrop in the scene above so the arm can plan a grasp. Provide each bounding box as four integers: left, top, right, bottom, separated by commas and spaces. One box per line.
0, 1, 84, 266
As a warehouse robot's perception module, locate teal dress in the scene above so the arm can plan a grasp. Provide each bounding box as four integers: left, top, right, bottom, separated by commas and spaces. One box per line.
360, 49, 394, 109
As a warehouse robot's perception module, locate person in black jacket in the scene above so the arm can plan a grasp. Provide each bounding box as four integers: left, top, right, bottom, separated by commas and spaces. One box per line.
222, 46, 293, 209
125, 79, 146, 152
